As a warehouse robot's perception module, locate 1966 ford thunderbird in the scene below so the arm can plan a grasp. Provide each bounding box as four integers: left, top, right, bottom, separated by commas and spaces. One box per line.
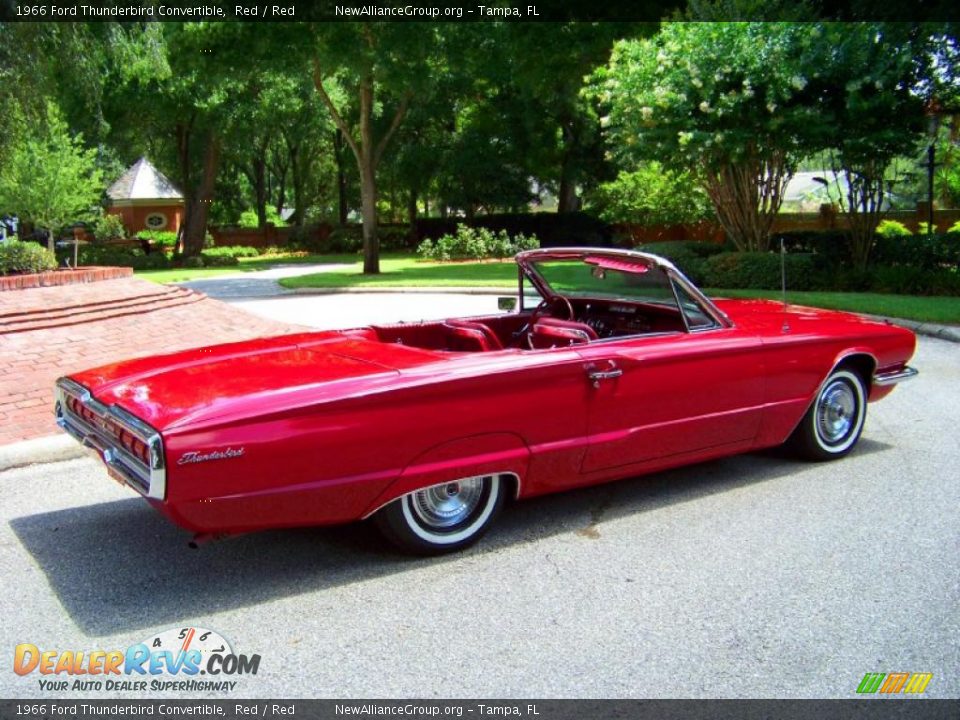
55, 248, 918, 554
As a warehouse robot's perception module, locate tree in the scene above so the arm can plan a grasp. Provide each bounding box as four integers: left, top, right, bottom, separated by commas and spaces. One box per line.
0, 103, 103, 255
310, 23, 441, 273
592, 22, 820, 251
807, 23, 929, 268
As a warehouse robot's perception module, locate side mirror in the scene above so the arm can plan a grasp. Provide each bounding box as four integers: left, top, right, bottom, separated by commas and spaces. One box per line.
497, 296, 517, 312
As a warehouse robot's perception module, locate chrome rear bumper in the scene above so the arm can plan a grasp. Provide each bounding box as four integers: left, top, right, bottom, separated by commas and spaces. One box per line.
54, 377, 166, 500
873, 366, 919, 387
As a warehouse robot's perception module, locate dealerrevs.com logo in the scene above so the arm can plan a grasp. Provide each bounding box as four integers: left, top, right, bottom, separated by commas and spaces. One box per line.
13, 627, 260, 693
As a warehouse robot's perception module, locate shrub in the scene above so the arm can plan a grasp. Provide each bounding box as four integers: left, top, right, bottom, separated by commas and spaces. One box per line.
873, 233, 960, 270
0, 240, 58, 275
948, 220, 960, 234
417, 224, 539, 261
61, 245, 172, 270
875, 219, 912, 238
324, 226, 363, 253
702, 251, 816, 291
92, 213, 127, 242
202, 245, 259, 259
199, 251, 240, 267
415, 211, 609, 248
238, 207, 286, 228
636, 241, 724, 284
182, 256, 205, 268
136, 230, 178, 248
587, 162, 711, 226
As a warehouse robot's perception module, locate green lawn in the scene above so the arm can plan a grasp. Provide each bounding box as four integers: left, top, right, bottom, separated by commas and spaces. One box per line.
706, 289, 960, 325
279, 256, 960, 324
278, 256, 520, 289
136, 253, 359, 283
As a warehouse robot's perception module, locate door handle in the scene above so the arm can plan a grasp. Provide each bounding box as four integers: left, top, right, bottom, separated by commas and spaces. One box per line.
586, 362, 623, 388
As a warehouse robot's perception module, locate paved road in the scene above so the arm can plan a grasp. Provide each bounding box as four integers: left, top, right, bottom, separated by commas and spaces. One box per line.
176, 263, 352, 299
1, 337, 957, 699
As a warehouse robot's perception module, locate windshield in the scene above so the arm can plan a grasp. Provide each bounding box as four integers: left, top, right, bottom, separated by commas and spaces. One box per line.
528, 257, 676, 304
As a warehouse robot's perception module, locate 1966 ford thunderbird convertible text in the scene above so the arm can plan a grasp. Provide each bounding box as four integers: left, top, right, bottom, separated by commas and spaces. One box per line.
55, 248, 918, 554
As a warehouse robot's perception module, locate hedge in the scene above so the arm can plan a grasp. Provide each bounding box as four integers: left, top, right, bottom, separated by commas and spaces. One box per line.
414, 212, 611, 248
0, 240, 59, 275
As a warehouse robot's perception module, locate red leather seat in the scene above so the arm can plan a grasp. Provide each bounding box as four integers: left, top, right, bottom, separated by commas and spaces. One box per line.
529, 317, 598, 348
444, 320, 504, 352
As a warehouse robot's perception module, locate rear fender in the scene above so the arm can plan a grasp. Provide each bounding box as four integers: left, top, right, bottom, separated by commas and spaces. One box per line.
361, 432, 530, 518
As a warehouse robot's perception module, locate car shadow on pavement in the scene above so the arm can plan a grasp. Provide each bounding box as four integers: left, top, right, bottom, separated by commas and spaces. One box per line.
9, 438, 892, 636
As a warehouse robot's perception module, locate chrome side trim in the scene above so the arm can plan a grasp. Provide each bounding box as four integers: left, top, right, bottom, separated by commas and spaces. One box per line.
54, 377, 167, 500
873, 366, 919, 387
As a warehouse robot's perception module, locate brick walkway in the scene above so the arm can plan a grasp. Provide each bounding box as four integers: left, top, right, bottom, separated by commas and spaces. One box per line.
0, 278, 305, 445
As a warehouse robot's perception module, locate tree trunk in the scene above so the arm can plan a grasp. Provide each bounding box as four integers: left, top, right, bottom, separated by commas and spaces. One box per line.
557, 121, 580, 213
46, 227, 55, 254
407, 188, 418, 226
252, 153, 267, 228
183, 136, 221, 257
359, 159, 379, 274
334, 129, 349, 226
290, 142, 305, 228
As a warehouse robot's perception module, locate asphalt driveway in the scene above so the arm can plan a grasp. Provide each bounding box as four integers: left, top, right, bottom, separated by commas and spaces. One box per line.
0, 336, 956, 699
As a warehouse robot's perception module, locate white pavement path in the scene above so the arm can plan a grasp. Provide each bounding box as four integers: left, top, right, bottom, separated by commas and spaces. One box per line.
175, 262, 353, 299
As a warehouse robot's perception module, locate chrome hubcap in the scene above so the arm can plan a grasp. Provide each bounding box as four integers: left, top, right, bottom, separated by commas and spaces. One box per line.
410, 477, 485, 529
817, 380, 856, 443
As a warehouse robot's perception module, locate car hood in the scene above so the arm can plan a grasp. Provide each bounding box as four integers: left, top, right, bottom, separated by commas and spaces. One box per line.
68, 331, 440, 432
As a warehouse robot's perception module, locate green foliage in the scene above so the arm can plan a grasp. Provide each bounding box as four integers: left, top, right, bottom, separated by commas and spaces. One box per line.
875, 220, 912, 238
63, 245, 172, 270
588, 163, 711, 226
417, 224, 539, 262
321, 226, 412, 254
915, 222, 936, 236
92, 214, 127, 242
199, 250, 240, 267
636, 241, 725, 284
0, 240, 59, 275
0, 103, 103, 250
873, 233, 960, 270
703, 251, 816, 291
949, 220, 960, 234
201, 245, 259, 259
135, 230, 178, 247
238, 206, 287, 228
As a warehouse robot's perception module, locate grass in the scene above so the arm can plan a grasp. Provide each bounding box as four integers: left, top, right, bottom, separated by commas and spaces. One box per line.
707, 288, 960, 325
278, 256, 520, 289
136, 253, 359, 283
279, 255, 959, 324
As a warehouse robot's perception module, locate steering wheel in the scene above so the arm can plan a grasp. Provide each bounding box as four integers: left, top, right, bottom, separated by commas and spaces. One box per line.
512, 295, 575, 348
529, 295, 574, 325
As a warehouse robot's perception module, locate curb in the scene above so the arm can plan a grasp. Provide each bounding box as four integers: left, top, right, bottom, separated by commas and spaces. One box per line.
863, 314, 960, 344
0, 434, 87, 473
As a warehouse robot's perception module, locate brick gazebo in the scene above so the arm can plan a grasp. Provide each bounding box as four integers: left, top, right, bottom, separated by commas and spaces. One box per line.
105, 157, 184, 234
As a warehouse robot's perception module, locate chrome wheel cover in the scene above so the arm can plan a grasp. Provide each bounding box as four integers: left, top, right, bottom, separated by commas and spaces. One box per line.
817, 379, 856, 444
410, 477, 485, 530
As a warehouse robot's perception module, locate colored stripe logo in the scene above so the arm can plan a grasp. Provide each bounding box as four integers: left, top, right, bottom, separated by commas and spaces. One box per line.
857, 672, 933, 694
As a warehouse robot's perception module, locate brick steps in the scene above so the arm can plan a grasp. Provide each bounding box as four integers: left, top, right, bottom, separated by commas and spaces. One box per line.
0, 287, 206, 334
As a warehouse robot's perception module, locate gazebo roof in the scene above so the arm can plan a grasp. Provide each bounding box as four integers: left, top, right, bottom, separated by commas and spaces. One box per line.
106, 157, 182, 202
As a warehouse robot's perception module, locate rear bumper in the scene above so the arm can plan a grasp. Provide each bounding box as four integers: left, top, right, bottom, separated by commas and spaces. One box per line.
54, 377, 167, 500
873, 366, 919, 387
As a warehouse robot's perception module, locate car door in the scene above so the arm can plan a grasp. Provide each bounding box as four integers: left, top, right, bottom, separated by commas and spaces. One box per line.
576, 325, 765, 475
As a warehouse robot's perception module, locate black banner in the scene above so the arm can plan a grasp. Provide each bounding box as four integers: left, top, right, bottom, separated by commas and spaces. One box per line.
0, 700, 959, 720
1, 0, 959, 22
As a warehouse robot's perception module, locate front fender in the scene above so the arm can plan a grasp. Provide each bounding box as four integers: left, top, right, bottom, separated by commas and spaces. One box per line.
361, 432, 530, 518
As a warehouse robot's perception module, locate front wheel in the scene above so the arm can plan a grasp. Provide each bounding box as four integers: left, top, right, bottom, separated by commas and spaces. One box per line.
789, 368, 867, 461
374, 474, 505, 555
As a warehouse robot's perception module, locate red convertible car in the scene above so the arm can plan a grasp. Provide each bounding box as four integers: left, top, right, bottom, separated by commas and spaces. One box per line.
55, 248, 917, 554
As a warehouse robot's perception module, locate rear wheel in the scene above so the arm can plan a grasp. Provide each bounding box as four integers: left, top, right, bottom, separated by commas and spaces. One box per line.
789, 368, 867, 461
374, 474, 505, 555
